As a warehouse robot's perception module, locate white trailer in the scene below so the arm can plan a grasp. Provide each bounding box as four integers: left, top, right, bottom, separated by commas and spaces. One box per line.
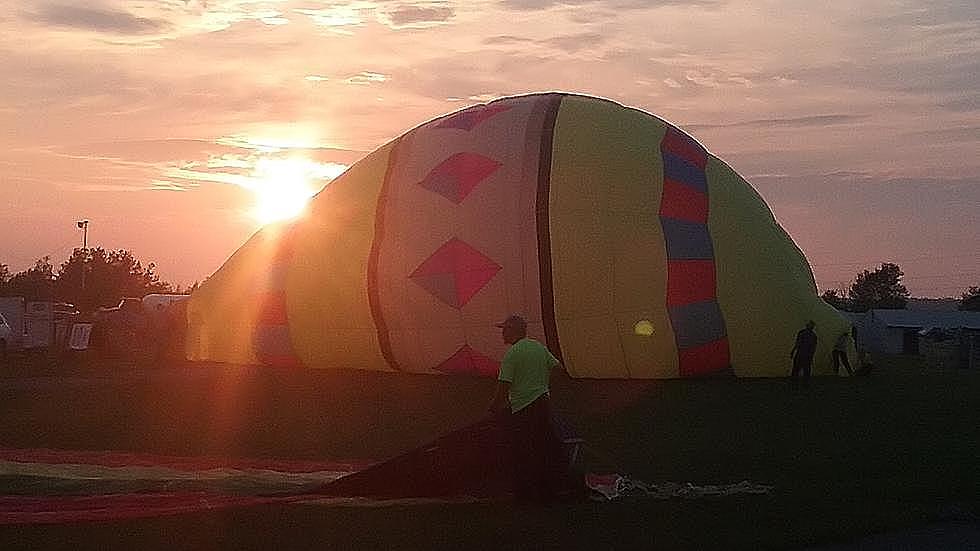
0, 297, 25, 350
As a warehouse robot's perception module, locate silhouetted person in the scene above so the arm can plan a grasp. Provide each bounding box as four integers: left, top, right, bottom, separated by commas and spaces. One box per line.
488, 314, 564, 504
832, 331, 853, 376
791, 320, 818, 380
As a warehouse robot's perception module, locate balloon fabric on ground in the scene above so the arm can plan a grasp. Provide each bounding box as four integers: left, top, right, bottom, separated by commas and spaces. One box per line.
186, 93, 852, 378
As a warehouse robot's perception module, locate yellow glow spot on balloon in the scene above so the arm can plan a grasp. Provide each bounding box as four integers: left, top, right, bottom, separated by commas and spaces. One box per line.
634, 320, 654, 336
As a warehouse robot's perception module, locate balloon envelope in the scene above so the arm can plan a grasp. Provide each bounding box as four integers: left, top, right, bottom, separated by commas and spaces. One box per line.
186, 93, 851, 378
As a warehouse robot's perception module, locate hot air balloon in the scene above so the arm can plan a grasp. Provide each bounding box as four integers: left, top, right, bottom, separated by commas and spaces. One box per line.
186, 93, 851, 378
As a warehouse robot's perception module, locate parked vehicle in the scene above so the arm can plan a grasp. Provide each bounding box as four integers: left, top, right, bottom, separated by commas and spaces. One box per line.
0, 297, 25, 351
91, 298, 148, 357
24, 302, 80, 350
0, 312, 11, 361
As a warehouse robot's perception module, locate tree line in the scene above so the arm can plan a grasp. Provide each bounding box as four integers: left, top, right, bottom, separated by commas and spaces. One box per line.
2, 253, 977, 314
0, 248, 194, 313
821, 262, 980, 312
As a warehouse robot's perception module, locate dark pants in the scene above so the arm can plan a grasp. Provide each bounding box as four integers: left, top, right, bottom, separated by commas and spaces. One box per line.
509, 395, 564, 503
791, 354, 813, 378
833, 350, 853, 375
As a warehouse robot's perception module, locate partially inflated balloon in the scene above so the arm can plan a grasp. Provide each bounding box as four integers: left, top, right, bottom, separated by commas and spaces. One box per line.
186, 93, 851, 378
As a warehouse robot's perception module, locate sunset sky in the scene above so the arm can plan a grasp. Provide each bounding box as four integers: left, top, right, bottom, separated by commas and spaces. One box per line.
1, 1, 977, 297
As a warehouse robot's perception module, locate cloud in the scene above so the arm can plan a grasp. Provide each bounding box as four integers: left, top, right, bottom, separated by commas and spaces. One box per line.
163, 156, 349, 193
867, 0, 980, 27
484, 32, 606, 53
466, 93, 502, 102
391, 51, 546, 101
29, 137, 361, 202
148, 181, 200, 191
496, 0, 580, 10
903, 126, 980, 142
497, 0, 720, 11
294, 5, 366, 30
163, 166, 256, 188
344, 71, 390, 85
51, 139, 243, 164
540, 32, 606, 52
782, 53, 979, 100
376, 2, 455, 29
687, 114, 868, 131
938, 95, 979, 112
896, 55, 980, 95
213, 135, 366, 162
483, 35, 535, 45
0, 47, 137, 112
20, 3, 170, 34
679, 70, 758, 89
296, 2, 455, 32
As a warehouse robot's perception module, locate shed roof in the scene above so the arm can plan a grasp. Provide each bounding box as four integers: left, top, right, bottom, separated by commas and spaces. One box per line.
867, 309, 980, 329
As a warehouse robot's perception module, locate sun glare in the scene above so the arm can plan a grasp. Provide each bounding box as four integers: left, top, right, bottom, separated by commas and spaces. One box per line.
252, 182, 313, 225
249, 158, 323, 225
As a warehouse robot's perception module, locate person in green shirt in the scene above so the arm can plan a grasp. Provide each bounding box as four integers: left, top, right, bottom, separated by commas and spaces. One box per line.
489, 314, 564, 503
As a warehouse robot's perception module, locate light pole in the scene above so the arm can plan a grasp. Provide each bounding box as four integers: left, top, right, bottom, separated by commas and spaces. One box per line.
76, 220, 89, 249
76, 220, 89, 292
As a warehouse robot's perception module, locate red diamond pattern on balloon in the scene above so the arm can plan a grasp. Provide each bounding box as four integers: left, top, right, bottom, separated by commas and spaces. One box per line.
417, 152, 502, 204
436, 104, 512, 131
410, 237, 502, 309
434, 344, 500, 377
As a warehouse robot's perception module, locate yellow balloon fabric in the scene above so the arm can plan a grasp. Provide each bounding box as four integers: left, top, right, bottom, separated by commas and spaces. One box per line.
548, 96, 677, 378
186, 93, 852, 378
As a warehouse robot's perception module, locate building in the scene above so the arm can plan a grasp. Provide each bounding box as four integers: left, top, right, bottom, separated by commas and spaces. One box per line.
852, 309, 980, 356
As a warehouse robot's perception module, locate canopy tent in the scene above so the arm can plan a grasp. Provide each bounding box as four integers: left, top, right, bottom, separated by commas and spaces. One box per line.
186, 93, 851, 378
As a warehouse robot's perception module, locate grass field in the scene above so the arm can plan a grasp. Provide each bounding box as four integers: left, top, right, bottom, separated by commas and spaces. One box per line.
1, 353, 978, 550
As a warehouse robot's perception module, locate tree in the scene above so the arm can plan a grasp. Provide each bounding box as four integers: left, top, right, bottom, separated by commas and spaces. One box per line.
821, 288, 850, 310
848, 262, 909, 312
0, 250, 177, 312
960, 286, 980, 312
56, 248, 174, 312
1, 257, 56, 301
175, 280, 200, 295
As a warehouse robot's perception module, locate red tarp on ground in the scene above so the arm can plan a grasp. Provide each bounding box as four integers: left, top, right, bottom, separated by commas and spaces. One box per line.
0, 448, 370, 473
0, 417, 577, 524
0, 493, 278, 524
0, 449, 364, 524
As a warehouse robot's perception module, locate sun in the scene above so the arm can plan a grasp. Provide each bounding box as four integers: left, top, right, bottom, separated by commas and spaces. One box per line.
248, 157, 326, 225
251, 182, 314, 225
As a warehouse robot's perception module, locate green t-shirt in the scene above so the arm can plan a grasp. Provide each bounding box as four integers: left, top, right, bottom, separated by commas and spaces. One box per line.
498, 338, 559, 413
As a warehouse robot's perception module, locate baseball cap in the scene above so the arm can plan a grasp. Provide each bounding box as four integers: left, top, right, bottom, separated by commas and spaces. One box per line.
495, 314, 527, 329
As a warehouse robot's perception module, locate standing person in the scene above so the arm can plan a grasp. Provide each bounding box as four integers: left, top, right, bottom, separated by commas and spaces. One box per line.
488, 314, 563, 504
790, 320, 818, 380
832, 331, 854, 376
